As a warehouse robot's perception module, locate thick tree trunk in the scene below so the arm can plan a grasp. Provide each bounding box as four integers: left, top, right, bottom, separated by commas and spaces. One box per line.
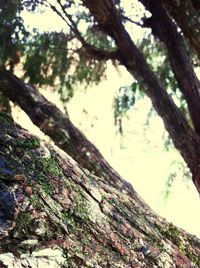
0, 68, 135, 198
0, 113, 200, 267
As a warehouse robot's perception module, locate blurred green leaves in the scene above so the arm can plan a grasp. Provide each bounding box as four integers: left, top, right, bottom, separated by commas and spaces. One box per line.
0, 0, 28, 68
114, 82, 137, 134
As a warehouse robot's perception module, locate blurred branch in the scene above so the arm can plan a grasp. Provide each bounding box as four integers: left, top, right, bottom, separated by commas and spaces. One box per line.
44, 0, 120, 61
121, 15, 143, 27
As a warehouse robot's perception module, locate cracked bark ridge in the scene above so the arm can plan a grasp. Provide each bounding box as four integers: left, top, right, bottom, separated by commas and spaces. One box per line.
0, 113, 200, 267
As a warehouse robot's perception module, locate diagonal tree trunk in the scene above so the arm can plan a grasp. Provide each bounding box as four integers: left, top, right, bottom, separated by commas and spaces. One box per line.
0, 92, 11, 115
0, 68, 136, 198
0, 112, 200, 267
82, 0, 200, 193
140, 0, 200, 134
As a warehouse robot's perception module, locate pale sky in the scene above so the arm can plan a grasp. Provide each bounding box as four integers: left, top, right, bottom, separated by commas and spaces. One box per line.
19, 2, 200, 238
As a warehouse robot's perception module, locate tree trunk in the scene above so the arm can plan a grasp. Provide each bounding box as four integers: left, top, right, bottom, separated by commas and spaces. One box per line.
0, 112, 200, 268
0, 92, 11, 115
0, 68, 135, 198
140, 0, 200, 134
159, 0, 200, 59
81, 0, 200, 193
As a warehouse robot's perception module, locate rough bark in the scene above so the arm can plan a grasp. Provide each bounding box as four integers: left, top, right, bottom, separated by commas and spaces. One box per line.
0, 113, 200, 268
159, 0, 200, 59
81, 0, 200, 193
0, 68, 135, 198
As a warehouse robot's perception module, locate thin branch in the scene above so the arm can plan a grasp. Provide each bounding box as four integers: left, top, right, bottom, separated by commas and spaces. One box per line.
121, 15, 144, 28
44, 0, 119, 61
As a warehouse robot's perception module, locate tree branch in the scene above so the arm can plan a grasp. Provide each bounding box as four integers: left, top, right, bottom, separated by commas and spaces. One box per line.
45, 0, 119, 61
159, 0, 200, 59
82, 0, 200, 192
121, 15, 143, 28
139, 0, 200, 134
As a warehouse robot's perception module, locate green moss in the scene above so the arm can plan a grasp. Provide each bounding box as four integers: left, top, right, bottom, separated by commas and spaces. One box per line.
43, 221, 54, 240
17, 136, 40, 149
108, 198, 131, 220
159, 223, 181, 244
63, 212, 77, 233
63, 177, 71, 187
81, 235, 90, 246
39, 156, 63, 177
179, 241, 186, 253
157, 223, 200, 265
75, 191, 90, 221
100, 193, 106, 201
178, 240, 200, 266
185, 250, 200, 266
38, 175, 54, 195
30, 194, 43, 210
99, 243, 122, 261
33, 155, 65, 195
76, 202, 90, 221
146, 236, 163, 249
67, 181, 90, 222
14, 212, 33, 235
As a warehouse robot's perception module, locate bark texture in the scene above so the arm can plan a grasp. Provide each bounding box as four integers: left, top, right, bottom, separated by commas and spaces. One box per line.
0, 113, 200, 268
0, 68, 135, 197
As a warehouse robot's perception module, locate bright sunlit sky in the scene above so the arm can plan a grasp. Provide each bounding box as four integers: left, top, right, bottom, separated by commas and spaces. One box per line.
18, 2, 200, 238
